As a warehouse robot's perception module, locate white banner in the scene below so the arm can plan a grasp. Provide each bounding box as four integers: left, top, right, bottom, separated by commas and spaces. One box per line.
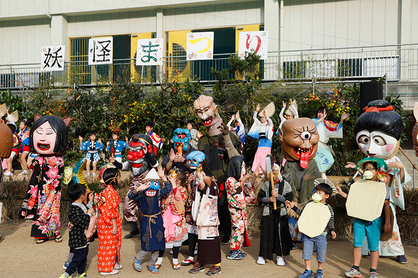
238, 31, 268, 60
136, 38, 164, 66
187, 32, 214, 61
41, 45, 65, 71
88, 37, 113, 65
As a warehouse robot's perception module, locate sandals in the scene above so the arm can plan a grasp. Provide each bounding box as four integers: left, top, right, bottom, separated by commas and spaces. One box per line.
55, 235, 63, 243
36, 239, 49, 244
173, 263, 181, 270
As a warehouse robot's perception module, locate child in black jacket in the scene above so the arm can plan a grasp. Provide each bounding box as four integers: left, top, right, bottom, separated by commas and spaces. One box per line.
59, 183, 95, 278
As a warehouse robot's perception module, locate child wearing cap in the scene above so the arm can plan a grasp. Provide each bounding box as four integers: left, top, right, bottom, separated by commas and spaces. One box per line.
286, 178, 337, 278
336, 158, 391, 278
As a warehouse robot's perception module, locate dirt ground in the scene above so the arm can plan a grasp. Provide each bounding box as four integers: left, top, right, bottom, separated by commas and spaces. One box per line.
1, 172, 417, 277
0, 221, 417, 278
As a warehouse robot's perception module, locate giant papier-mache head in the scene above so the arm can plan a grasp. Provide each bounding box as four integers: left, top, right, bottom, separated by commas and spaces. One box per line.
29, 114, 70, 156
194, 95, 223, 136
172, 128, 191, 154
354, 100, 403, 160
127, 134, 154, 176
279, 118, 319, 169
0, 123, 13, 159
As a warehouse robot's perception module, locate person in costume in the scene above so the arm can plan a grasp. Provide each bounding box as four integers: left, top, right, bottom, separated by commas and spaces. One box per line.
96, 164, 123, 275
20, 114, 70, 243
337, 158, 391, 278
194, 95, 241, 245
17, 119, 30, 175
286, 179, 337, 278
347, 99, 410, 264
226, 111, 245, 145
279, 118, 321, 242
187, 120, 201, 149
188, 168, 221, 276
79, 131, 103, 177
162, 128, 196, 173
155, 168, 189, 270
59, 183, 95, 278
106, 129, 128, 163
257, 163, 293, 266
224, 156, 256, 260
313, 106, 349, 179
0, 121, 13, 242
128, 166, 171, 274
112, 134, 159, 238
248, 103, 274, 175
279, 98, 299, 130
4, 122, 19, 177
145, 122, 165, 155
182, 151, 207, 267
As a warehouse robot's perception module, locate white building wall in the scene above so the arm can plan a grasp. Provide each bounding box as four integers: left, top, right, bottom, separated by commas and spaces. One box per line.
0, 0, 47, 18
163, 2, 262, 31
67, 10, 157, 38
281, 0, 399, 51
0, 18, 51, 64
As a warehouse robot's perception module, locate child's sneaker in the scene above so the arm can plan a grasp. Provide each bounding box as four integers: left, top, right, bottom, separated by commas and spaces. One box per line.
133, 257, 142, 272
63, 261, 69, 269
59, 273, 69, 278
206, 265, 221, 276
155, 256, 163, 269
189, 263, 205, 274
77, 273, 89, 278
299, 270, 314, 278
99, 269, 119, 276
369, 271, 378, 278
315, 269, 324, 278
276, 256, 285, 266
148, 266, 159, 274
345, 268, 361, 277
181, 256, 194, 266
256, 256, 266, 265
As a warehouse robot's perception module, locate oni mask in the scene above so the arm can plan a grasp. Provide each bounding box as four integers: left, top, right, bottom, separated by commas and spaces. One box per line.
194, 95, 223, 136
172, 128, 191, 154
127, 134, 153, 176
186, 151, 206, 169
280, 118, 319, 169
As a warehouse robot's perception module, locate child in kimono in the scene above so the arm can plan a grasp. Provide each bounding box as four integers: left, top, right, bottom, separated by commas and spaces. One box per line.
225, 156, 256, 260
79, 131, 103, 177
156, 168, 189, 270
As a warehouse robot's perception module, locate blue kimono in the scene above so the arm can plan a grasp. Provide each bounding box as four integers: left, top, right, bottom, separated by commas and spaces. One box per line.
128, 182, 172, 252
80, 140, 103, 161
106, 140, 127, 161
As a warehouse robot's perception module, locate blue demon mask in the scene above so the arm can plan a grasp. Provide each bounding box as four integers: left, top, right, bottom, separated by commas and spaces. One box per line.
186, 151, 206, 169
172, 128, 191, 153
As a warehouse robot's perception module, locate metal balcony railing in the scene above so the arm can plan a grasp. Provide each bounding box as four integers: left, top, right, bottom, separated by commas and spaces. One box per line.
1, 43, 418, 89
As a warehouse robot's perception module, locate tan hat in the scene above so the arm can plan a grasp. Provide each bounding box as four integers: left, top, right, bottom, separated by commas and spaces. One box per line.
285, 100, 298, 116
9, 110, 19, 123
258, 102, 275, 118
314, 178, 337, 196
0, 104, 6, 115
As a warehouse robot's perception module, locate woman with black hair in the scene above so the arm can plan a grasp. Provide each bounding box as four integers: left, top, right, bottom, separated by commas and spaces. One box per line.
348, 100, 411, 264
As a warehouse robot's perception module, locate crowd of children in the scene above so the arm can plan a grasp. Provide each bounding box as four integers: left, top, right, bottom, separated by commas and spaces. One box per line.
0, 98, 409, 278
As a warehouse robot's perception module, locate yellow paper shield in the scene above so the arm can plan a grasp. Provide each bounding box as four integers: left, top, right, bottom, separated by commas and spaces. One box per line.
297, 202, 331, 238
346, 179, 386, 221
